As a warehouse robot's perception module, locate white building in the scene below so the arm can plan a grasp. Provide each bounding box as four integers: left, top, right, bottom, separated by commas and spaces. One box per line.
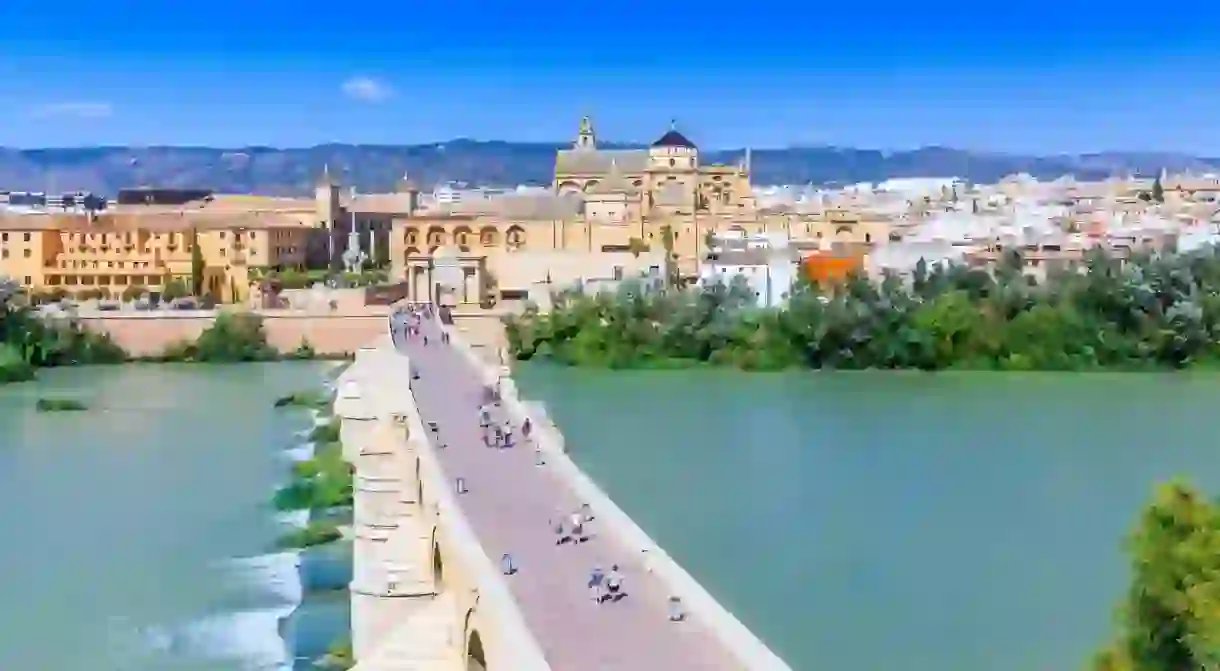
699, 232, 798, 307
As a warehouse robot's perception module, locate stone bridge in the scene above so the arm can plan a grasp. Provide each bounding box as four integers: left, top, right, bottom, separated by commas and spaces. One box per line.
335, 320, 790, 670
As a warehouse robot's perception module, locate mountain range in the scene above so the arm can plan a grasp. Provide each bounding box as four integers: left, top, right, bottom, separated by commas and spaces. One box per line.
1, 141, 1217, 196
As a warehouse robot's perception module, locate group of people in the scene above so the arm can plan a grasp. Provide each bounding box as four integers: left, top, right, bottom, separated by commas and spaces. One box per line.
394, 301, 692, 623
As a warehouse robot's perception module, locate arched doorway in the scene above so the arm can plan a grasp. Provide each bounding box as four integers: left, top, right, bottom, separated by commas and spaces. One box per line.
466, 629, 487, 671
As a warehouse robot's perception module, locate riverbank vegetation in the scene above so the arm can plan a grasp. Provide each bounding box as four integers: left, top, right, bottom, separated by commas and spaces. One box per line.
1091, 480, 1220, 670
159, 312, 280, 362
34, 397, 88, 412
507, 247, 1220, 371
276, 519, 344, 549
316, 638, 355, 670
1, 300, 339, 384
0, 304, 126, 383
273, 441, 353, 512
274, 389, 330, 409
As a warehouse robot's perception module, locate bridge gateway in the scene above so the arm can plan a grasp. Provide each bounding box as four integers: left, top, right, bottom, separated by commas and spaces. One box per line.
336, 319, 790, 670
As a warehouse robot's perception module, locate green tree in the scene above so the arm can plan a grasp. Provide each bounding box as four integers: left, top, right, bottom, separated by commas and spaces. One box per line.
161, 278, 189, 302
1152, 175, 1165, 203
1095, 480, 1220, 671
659, 224, 678, 288
189, 227, 205, 296
627, 237, 648, 258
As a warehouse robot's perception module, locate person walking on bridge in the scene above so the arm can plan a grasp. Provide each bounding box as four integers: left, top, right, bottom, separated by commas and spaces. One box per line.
588, 566, 606, 604
605, 564, 625, 602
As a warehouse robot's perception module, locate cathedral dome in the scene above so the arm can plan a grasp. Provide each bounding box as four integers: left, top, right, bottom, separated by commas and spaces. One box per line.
651, 128, 697, 150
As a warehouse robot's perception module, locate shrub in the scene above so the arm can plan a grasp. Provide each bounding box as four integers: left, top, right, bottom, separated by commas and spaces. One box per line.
276, 520, 343, 549
0, 343, 35, 384
120, 285, 146, 303
288, 338, 318, 360
35, 397, 88, 412
161, 279, 190, 302
0, 304, 127, 370
186, 312, 278, 362
273, 389, 329, 409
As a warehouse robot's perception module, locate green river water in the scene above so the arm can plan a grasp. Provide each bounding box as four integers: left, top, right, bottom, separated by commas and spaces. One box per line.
0, 363, 350, 671
515, 365, 1220, 671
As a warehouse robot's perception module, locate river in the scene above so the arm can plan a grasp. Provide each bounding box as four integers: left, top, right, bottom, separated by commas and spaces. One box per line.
515, 365, 1220, 671
0, 362, 350, 671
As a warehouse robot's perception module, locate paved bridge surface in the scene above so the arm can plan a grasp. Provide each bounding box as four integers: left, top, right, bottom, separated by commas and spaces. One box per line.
392, 318, 744, 671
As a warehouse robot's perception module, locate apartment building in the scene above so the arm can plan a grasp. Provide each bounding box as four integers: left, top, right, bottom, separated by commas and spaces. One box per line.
0, 189, 319, 302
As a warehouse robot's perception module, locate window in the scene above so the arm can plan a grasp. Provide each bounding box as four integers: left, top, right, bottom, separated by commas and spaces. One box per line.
1, 232, 6, 242
1, 250, 6, 259
23, 233, 31, 242
23, 249, 31, 258
669, 159, 676, 167
24, 276, 31, 285
613, 266, 624, 281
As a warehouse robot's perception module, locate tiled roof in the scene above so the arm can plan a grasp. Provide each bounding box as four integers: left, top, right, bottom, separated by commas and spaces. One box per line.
555, 149, 648, 175
651, 129, 697, 150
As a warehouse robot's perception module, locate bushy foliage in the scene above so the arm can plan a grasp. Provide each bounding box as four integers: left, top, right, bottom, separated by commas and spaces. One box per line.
0, 304, 127, 376
273, 443, 353, 511
1094, 480, 1220, 670
507, 247, 1220, 371
163, 312, 279, 362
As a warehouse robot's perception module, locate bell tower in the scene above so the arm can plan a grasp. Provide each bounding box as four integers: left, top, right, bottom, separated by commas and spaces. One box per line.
575, 116, 597, 150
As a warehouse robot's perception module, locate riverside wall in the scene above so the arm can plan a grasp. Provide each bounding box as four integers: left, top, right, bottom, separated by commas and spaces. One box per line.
441, 320, 793, 671
75, 308, 390, 357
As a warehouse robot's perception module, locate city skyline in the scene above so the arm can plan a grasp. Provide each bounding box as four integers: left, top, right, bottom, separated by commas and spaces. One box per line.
1, 0, 1217, 153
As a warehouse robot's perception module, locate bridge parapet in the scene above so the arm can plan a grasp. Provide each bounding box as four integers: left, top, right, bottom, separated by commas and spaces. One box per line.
338, 340, 551, 671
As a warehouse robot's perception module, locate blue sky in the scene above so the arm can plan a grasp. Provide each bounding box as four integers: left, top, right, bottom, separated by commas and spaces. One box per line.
0, 0, 1217, 153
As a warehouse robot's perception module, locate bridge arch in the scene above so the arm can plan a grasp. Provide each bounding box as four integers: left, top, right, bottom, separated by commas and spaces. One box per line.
465, 617, 487, 671
432, 539, 444, 590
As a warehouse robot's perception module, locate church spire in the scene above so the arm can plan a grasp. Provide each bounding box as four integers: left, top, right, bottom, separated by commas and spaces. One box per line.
576, 116, 597, 150
317, 163, 336, 187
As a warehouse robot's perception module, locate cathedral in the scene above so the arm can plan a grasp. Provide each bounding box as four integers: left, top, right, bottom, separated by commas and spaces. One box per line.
553, 117, 757, 219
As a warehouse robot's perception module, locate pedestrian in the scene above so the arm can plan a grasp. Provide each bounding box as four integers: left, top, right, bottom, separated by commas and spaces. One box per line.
552, 517, 568, 545
522, 417, 532, 440
423, 335, 429, 346
580, 502, 594, 524
504, 426, 514, 448
569, 509, 585, 543
588, 566, 605, 604
668, 596, 685, 621
605, 565, 624, 602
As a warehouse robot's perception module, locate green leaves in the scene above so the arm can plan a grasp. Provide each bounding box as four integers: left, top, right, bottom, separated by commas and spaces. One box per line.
1097, 480, 1220, 671
503, 245, 1220, 372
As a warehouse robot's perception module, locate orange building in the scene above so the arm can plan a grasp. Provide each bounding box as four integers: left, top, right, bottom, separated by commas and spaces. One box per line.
801, 252, 863, 285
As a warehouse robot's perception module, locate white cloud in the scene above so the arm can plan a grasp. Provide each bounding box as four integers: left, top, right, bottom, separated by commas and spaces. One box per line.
341, 76, 392, 103
27, 102, 114, 119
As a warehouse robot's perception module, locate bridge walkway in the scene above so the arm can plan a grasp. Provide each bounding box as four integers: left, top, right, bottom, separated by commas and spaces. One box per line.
392, 319, 744, 671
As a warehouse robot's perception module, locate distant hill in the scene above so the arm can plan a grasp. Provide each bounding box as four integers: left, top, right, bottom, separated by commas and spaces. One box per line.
1, 141, 1217, 196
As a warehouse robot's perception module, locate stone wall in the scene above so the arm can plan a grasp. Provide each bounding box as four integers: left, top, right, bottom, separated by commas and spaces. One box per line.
75, 309, 390, 357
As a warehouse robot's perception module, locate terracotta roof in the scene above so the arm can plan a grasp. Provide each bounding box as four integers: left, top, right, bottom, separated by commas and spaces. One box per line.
428, 193, 582, 220
0, 210, 316, 232
651, 129, 697, 150
555, 149, 648, 175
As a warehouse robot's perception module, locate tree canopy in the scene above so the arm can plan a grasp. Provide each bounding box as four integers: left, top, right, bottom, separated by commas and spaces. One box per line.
506, 245, 1220, 371
1094, 480, 1220, 671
